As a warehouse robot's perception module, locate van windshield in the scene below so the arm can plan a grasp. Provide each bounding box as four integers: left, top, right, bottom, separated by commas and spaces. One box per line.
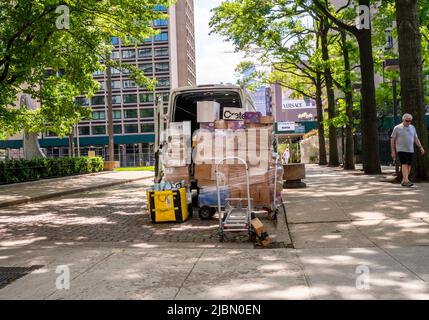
172, 90, 242, 132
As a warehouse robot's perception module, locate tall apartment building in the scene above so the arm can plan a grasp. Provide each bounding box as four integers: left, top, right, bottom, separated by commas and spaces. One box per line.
0, 1, 196, 165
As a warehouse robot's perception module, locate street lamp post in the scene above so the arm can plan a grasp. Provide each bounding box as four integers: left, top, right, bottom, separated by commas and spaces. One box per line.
106, 57, 114, 169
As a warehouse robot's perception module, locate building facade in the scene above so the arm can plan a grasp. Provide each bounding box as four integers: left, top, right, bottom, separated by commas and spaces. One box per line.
252, 87, 272, 116
1, 2, 196, 166
271, 83, 317, 123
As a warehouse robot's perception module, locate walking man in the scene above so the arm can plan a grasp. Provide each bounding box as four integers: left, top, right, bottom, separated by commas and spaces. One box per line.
282, 147, 290, 164
391, 113, 426, 187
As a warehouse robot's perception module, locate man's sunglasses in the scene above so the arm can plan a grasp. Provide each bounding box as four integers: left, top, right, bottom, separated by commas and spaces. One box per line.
405, 119, 412, 122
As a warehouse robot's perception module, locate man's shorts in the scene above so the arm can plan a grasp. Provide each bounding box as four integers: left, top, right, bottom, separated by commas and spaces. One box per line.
397, 152, 414, 165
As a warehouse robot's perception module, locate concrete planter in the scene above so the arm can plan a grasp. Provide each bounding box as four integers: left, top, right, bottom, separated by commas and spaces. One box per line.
283, 163, 306, 188
104, 161, 120, 171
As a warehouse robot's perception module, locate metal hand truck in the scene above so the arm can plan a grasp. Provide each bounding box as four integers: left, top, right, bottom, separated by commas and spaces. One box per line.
215, 157, 254, 242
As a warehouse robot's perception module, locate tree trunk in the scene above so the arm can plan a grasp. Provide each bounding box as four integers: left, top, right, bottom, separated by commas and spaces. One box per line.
341, 30, 355, 170
395, 0, 429, 180
315, 72, 327, 165
68, 133, 74, 157
356, 28, 381, 174
320, 18, 339, 167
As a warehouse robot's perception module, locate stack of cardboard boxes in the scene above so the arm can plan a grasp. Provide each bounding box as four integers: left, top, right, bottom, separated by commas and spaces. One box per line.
163, 121, 192, 185
192, 107, 283, 208
162, 101, 283, 209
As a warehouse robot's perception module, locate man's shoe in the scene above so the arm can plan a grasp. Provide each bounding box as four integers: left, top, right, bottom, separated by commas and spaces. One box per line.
406, 181, 414, 187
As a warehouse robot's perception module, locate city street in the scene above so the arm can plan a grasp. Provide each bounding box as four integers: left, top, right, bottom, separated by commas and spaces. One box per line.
0, 165, 428, 299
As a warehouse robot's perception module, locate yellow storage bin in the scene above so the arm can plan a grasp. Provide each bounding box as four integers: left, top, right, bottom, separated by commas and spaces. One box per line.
147, 187, 191, 223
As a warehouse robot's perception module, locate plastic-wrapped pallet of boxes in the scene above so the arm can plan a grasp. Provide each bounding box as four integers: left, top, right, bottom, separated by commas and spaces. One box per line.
162, 121, 192, 185
192, 116, 283, 208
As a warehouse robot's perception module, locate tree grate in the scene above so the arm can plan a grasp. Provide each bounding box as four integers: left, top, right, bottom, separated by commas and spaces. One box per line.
0, 265, 44, 289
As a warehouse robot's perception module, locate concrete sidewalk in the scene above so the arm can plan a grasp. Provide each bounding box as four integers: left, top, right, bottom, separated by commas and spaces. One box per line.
0, 243, 428, 299
0, 170, 154, 208
284, 164, 429, 248
0, 164, 428, 299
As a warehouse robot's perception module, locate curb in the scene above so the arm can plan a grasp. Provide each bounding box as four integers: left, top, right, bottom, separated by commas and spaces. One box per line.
0, 174, 154, 209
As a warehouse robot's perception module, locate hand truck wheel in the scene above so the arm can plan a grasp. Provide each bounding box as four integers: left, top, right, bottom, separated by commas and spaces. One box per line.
270, 209, 278, 220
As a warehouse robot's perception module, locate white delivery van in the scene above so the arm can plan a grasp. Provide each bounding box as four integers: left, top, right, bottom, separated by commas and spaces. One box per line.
154, 84, 257, 182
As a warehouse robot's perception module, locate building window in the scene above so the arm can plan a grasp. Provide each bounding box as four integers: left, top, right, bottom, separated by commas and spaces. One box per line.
112, 95, 122, 104
111, 51, 120, 59
91, 96, 105, 106
139, 63, 153, 74
92, 125, 106, 135
92, 111, 106, 120
122, 49, 136, 59
154, 19, 168, 26
154, 32, 168, 42
78, 126, 90, 136
93, 69, 104, 76
123, 80, 136, 89
123, 94, 137, 104
155, 62, 169, 72
141, 123, 155, 133
139, 48, 152, 58
111, 80, 121, 89
156, 78, 170, 87
124, 109, 138, 119
112, 110, 122, 119
140, 108, 154, 118
75, 97, 89, 106
140, 93, 154, 103
111, 68, 121, 75
113, 125, 122, 134
156, 92, 169, 103
124, 124, 139, 133
110, 37, 119, 45
154, 47, 168, 57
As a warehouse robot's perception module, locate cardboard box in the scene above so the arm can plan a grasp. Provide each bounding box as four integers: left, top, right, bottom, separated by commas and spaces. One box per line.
197, 179, 217, 187
244, 112, 262, 123
199, 122, 215, 131
261, 237, 273, 246
164, 166, 190, 185
260, 115, 274, 124
197, 101, 220, 123
226, 120, 245, 129
169, 121, 191, 136
214, 120, 228, 129
240, 128, 273, 151
194, 164, 230, 181
251, 218, 266, 236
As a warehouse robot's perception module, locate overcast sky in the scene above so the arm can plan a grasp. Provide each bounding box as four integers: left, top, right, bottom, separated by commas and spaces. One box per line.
194, 0, 245, 85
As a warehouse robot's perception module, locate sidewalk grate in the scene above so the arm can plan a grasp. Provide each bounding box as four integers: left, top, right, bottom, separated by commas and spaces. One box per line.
0, 265, 44, 289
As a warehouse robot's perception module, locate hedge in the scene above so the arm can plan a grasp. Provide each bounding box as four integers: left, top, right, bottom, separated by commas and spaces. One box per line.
0, 157, 104, 185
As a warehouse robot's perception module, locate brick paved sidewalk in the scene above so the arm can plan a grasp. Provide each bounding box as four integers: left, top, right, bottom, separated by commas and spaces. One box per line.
0, 170, 154, 208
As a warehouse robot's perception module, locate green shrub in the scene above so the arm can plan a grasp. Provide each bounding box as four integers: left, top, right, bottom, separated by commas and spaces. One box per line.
0, 156, 105, 185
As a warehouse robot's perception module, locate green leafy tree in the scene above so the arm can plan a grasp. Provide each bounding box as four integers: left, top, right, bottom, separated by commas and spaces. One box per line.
0, 0, 170, 138
210, 0, 330, 165
306, 0, 382, 174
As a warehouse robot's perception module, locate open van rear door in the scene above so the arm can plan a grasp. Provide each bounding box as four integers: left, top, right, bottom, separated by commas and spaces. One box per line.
154, 95, 167, 183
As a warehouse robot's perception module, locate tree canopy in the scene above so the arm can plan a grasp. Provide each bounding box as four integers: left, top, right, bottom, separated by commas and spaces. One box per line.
0, 0, 171, 138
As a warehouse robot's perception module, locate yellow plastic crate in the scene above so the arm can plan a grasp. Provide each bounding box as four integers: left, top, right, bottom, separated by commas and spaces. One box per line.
147, 187, 190, 223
